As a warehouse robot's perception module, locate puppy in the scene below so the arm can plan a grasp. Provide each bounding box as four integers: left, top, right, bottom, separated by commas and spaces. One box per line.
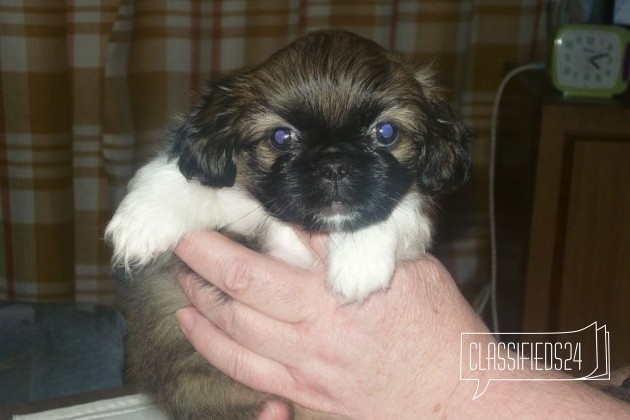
106, 30, 472, 419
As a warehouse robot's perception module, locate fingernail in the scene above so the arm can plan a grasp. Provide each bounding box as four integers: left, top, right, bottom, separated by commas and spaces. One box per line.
258, 400, 292, 420
176, 308, 196, 334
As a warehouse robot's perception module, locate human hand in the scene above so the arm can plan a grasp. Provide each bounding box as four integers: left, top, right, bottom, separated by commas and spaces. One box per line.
173, 231, 630, 419
173, 230, 487, 419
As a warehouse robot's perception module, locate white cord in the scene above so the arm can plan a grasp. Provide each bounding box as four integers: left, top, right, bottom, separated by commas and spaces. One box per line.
487, 62, 546, 337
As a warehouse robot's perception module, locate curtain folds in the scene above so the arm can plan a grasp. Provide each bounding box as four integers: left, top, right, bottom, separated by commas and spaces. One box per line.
0, 0, 546, 304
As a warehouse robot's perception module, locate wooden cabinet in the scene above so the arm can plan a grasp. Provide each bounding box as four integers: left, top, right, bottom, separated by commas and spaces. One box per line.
523, 101, 630, 369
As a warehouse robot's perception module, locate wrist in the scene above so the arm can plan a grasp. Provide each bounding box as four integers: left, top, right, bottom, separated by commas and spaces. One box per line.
358, 257, 496, 419
446, 342, 630, 418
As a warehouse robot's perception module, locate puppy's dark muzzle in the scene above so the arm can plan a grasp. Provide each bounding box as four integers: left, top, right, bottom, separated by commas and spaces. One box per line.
314, 144, 359, 183
319, 159, 349, 181
312, 151, 356, 205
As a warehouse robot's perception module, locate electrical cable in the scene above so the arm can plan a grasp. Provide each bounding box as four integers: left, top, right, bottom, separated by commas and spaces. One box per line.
487, 62, 546, 337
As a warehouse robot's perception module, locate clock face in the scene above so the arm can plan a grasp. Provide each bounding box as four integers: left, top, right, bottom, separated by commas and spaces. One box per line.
552, 25, 629, 97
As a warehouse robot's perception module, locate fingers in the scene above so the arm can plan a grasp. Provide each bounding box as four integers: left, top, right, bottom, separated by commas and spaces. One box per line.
177, 269, 304, 364
174, 231, 325, 323
176, 306, 345, 417
175, 307, 296, 399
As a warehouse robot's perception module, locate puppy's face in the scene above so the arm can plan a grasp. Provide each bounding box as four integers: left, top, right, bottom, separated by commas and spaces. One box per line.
171, 31, 471, 232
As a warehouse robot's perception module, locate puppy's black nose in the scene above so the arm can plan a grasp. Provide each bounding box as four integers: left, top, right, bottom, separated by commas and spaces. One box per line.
319, 161, 348, 181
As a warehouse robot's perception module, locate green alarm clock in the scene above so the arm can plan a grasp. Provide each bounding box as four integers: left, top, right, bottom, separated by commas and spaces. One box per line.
552, 24, 630, 98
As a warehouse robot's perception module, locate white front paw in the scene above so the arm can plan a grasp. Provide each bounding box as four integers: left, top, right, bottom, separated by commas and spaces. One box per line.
328, 249, 395, 302
105, 205, 190, 268
105, 156, 220, 269
327, 230, 396, 302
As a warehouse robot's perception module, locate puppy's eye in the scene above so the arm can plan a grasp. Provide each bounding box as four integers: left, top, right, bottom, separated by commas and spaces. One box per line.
375, 122, 398, 147
269, 127, 294, 152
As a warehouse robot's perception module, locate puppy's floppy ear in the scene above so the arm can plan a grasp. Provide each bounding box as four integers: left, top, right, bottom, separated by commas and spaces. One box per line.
169, 77, 241, 187
413, 66, 473, 195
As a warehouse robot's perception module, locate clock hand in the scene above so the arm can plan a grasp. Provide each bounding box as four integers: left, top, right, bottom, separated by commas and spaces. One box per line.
588, 53, 610, 70
591, 53, 610, 60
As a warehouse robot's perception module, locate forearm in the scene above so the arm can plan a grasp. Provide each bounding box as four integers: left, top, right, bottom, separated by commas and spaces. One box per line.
461, 371, 628, 419
381, 260, 629, 419
442, 333, 628, 418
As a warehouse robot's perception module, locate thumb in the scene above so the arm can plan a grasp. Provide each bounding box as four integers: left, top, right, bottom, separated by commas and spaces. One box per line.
293, 228, 328, 262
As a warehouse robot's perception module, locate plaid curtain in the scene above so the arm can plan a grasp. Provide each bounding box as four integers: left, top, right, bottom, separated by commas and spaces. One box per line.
0, 0, 546, 304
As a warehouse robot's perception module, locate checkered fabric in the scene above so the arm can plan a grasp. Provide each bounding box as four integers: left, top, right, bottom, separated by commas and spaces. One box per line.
1, 0, 546, 304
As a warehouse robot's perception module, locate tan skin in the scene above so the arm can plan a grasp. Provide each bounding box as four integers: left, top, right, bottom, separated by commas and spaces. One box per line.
174, 231, 629, 419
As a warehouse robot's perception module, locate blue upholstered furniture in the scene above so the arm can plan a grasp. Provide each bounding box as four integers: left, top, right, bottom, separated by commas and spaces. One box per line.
0, 302, 125, 406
